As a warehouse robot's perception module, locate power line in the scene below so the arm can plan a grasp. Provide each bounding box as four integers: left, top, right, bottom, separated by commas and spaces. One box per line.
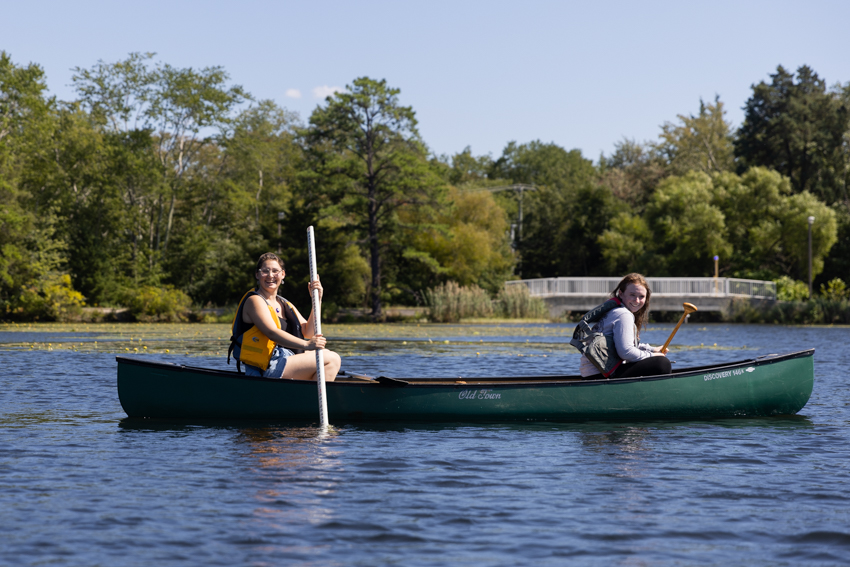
461, 184, 538, 277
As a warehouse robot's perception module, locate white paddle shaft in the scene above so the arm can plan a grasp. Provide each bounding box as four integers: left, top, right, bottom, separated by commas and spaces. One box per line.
307, 226, 329, 427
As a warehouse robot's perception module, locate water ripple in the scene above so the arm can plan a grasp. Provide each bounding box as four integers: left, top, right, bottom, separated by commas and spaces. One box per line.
1, 324, 849, 565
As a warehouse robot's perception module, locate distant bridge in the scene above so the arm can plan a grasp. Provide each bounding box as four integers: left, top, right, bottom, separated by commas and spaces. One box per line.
505, 277, 776, 316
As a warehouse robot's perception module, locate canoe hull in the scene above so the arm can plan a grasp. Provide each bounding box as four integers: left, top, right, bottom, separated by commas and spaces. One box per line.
117, 350, 814, 422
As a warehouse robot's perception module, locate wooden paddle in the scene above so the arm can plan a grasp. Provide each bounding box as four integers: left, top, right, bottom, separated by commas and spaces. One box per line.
307, 226, 329, 428
660, 302, 698, 353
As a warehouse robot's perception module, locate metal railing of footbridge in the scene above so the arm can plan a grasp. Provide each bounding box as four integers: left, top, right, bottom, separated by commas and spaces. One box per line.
505, 277, 776, 300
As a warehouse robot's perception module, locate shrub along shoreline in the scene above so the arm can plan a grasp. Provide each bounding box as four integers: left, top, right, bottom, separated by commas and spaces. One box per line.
8, 277, 850, 326
724, 297, 850, 325
425, 282, 549, 323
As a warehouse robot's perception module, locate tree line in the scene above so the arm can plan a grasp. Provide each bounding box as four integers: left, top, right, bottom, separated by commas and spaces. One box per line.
2, 52, 848, 321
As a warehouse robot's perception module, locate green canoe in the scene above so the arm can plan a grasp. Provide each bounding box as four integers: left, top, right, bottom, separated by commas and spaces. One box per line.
117, 349, 814, 422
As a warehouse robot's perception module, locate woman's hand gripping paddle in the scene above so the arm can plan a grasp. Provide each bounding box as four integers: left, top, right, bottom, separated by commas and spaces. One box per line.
660, 303, 698, 353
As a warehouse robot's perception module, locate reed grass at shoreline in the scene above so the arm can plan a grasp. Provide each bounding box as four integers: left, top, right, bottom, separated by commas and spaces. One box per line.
6, 295, 850, 326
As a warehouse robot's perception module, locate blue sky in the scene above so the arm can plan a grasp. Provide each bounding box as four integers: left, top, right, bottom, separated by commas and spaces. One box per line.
6, 0, 850, 162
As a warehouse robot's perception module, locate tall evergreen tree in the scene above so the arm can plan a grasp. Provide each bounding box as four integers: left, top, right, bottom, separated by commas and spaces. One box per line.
304, 77, 443, 320
735, 65, 849, 204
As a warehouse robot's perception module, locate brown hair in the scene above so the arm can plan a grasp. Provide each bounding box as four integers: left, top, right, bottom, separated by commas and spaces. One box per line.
255, 252, 285, 272
611, 273, 652, 334
254, 253, 285, 289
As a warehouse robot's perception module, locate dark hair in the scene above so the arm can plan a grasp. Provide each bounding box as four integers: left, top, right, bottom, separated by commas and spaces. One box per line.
611, 273, 652, 334
255, 252, 285, 272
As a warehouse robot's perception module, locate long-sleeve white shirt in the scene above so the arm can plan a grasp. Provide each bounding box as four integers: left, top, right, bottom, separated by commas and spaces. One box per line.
579, 307, 654, 377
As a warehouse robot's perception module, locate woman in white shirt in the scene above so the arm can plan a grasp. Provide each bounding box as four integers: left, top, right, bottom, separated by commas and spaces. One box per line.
579, 273, 671, 379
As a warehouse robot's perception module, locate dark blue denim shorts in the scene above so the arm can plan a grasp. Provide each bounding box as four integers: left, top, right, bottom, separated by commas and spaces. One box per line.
244, 346, 295, 378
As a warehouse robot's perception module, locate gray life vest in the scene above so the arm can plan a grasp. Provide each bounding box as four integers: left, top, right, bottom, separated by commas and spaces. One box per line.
569, 297, 626, 377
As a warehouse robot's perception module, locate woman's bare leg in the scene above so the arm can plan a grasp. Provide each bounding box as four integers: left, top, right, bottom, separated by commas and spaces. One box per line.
280, 350, 342, 381
322, 350, 341, 380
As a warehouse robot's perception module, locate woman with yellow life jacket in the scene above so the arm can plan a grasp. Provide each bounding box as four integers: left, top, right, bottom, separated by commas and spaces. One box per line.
228, 252, 341, 381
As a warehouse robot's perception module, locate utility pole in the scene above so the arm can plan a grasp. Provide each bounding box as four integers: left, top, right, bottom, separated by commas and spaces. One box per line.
516, 184, 532, 243
808, 216, 815, 297
278, 212, 285, 254
463, 184, 536, 276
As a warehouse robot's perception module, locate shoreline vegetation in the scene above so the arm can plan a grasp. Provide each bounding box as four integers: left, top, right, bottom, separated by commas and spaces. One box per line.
7, 278, 850, 326
4, 54, 850, 326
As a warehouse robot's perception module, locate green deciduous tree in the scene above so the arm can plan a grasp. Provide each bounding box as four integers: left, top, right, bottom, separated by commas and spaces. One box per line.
402, 187, 514, 294
49, 52, 252, 308
818, 83, 850, 288
644, 171, 732, 276
597, 212, 653, 275
713, 167, 836, 280
168, 100, 303, 306
598, 167, 838, 280
598, 138, 668, 210
0, 52, 77, 318
658, 96, 734, 175
445, 146, 495, 186
148, 61, 248, 253
71, 52, 248, 267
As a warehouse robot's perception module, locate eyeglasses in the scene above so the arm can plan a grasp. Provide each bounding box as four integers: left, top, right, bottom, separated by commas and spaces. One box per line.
258, 268, 283, 277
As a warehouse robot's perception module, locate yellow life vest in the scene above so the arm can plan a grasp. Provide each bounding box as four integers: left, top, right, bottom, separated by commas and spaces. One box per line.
228, 290, 304, 372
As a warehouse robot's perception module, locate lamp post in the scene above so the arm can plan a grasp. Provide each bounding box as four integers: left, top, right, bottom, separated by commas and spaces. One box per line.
807, 216, 815, 298
713, 255, 719, 295
278, 212, 285, 254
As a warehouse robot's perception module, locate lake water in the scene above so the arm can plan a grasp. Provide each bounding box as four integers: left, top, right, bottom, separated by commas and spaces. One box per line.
1, 321, 849, 566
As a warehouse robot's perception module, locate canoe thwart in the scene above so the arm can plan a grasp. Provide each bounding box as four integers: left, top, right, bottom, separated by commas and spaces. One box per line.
376, 375, 409, 387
